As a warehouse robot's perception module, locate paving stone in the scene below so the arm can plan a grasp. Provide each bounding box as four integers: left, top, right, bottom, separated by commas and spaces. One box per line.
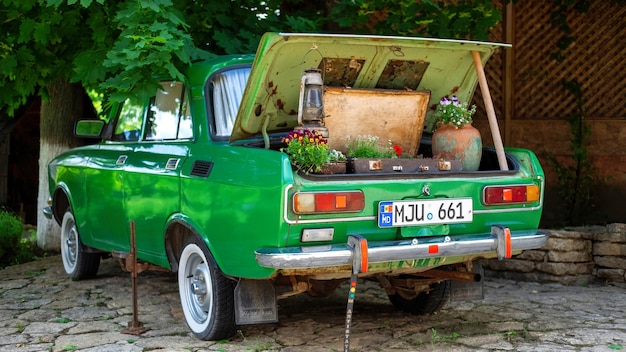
22, 321, 76, 335
67, 321, 120, 334
132, 335, 215, 350
1, 255, 626, 351
52, 331, 135, 351
0, 333, 30, 346
0, 342, 54, 352
78, 344, 143, 352
60, 306, 118, 322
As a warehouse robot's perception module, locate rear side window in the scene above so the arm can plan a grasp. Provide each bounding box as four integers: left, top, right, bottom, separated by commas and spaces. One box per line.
145, 81, 192, 140
212, 67, 251, 137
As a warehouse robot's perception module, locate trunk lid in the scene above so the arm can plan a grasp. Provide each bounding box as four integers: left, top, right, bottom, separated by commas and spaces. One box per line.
230, 33, 508, 145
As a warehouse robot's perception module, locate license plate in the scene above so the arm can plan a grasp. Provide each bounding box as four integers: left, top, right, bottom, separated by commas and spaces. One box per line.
378, 198, 473, 227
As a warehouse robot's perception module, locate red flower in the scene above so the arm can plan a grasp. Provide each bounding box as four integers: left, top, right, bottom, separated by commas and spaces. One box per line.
393, 145, 402, 157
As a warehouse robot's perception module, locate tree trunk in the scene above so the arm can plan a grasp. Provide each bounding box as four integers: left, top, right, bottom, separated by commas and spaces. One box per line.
37, 81, 85, 250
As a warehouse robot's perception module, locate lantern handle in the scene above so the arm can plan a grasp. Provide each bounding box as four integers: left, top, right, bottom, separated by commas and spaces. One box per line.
297, 73, 307, 126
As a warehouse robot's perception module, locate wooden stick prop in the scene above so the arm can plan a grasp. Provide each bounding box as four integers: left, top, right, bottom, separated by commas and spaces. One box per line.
472, 50, 509, 171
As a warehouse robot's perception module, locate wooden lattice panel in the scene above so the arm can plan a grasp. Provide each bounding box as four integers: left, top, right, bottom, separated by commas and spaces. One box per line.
472, 27, 504, 122
474, 0, 626, 121
514, 0, 626, 119
472, 0, 504, 122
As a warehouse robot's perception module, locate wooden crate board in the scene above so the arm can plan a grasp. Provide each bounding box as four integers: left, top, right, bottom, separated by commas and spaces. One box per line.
323, 88, 431, 157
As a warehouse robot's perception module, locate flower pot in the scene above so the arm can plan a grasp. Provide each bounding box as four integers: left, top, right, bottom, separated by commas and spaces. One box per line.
316, 161, 347, 175
432, 123, 482, 171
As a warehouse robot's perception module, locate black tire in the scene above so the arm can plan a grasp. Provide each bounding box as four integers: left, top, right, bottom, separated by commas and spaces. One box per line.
60, 208, 100, 280
177, 237, 236, 340
388, 280, 451, 314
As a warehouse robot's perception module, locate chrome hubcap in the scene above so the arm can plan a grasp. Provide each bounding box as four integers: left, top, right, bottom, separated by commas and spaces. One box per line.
63, 221, 79, 268
191, 277, 207, 296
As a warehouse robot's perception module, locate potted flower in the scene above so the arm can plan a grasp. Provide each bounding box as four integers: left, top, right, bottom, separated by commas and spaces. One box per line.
432, 95, 482, 171
435, 95, 476, 128
328, 149, 347, 163
320, 149, 348, 174
345, 135, 410, 173
281, 129, 332, 174
345, 135, 400, 159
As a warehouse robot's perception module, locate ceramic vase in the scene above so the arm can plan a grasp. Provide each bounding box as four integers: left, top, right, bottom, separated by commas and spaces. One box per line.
432, 123, 482, 171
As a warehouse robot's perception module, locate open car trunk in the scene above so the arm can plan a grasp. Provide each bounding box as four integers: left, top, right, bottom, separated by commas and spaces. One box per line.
230, 33, 511, 173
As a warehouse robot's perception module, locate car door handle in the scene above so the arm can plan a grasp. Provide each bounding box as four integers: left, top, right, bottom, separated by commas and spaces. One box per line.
116, 155, 128, 166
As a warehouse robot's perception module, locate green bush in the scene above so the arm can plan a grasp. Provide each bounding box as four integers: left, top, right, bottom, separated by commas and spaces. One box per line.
0, 209, 33, 269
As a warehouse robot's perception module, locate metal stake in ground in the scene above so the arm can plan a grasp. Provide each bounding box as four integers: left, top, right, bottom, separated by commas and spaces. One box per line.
343, 235, 369, 352
121, 221, 149, 336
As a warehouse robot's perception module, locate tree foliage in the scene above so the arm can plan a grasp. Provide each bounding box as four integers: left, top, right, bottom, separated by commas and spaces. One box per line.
1, 0, 209, 117
329, 0, 500, 40
1, 0, 503, 120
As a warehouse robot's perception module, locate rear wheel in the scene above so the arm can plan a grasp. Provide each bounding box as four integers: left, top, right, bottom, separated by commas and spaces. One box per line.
178, 238, 236, 340
60, 208, 100, 279
388, 280, 451, 314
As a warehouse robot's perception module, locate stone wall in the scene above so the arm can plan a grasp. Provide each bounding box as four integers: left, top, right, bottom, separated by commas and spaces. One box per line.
482, 223, 626, 286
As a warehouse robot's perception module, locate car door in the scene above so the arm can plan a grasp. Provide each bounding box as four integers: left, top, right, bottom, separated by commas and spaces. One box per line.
83, 97, 147, 252
123, 81, 192, 263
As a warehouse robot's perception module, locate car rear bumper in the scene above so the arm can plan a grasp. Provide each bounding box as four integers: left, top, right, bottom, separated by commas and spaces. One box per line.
255, 226, 547, 270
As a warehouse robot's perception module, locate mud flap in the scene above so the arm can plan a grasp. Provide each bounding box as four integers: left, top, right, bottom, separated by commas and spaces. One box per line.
234, 279, 278, 325
450, 262, 484, 301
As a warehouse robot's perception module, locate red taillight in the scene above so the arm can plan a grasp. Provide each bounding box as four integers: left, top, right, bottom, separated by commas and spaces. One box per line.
293, 191, 365, 214
483, 185, 540, 205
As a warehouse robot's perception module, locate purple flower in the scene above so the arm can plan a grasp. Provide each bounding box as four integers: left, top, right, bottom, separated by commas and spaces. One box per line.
435, 95, 476, 129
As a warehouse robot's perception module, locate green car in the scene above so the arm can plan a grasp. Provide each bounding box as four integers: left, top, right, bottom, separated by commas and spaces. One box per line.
44, 33, 546, 340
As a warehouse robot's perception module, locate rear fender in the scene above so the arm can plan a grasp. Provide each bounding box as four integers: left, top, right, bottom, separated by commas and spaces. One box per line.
51, 183, 72, 225
164, 214, 205, 272
505, 147, 544, 178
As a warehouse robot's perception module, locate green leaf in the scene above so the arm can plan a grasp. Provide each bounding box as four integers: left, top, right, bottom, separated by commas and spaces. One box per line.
18, 19, 36, 44
72, 51, 107, 85
139, 0, 163, 13
46, 0, 64, 8
33, 22, 51, 44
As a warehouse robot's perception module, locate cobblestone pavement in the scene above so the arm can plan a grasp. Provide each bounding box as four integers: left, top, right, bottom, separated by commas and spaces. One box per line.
1, 255, 626, 352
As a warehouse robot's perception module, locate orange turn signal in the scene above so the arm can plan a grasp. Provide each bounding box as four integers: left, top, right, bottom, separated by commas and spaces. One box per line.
293, 191, 365, 214
483, 185, 540, 205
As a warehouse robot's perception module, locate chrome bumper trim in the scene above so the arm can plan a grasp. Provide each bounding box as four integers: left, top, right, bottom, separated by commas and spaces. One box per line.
255, 230, 547, 270
43, 206, 53, 220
